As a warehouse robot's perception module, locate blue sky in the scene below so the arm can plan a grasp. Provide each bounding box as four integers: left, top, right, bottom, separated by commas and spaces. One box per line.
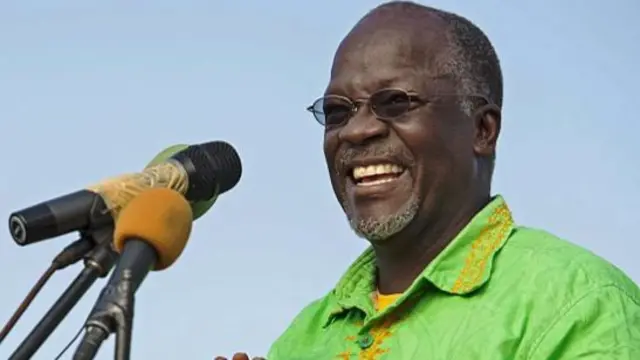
1, 0, 638, 358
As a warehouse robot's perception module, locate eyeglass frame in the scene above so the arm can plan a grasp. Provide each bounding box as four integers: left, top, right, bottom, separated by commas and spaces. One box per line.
305, 87, 491, 127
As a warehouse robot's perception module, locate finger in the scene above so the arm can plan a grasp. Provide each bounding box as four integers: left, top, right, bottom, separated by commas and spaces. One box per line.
213, 357, 227, 360
232, 353, 250, 360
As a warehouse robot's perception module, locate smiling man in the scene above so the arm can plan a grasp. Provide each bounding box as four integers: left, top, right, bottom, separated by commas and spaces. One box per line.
218, 1, 640, 360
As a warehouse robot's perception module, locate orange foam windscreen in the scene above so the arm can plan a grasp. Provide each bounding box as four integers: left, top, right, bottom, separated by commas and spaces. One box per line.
113, 188, 193, 270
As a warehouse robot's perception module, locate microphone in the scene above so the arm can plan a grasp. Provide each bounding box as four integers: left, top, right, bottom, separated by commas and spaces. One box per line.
73, 187, 193, 360
4, 142, 242, 359
144, 144, 220, 221
8, 140, 242, 246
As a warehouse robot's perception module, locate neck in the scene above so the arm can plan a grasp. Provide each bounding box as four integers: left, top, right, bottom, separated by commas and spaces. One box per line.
373, 193, 490, 294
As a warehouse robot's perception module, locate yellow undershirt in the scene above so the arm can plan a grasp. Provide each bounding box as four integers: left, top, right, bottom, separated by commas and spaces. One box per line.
375, 292, 402, 312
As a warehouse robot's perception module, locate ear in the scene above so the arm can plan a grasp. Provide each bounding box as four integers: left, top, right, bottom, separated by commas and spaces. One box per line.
473, 104, 501, 158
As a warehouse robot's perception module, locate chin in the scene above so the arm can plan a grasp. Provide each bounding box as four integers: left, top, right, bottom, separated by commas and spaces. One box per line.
347, 195, 420, 243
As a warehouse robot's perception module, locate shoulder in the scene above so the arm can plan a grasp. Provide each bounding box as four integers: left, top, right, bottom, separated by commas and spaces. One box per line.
499, 226, 639, 297
266, 293, 335, 357
492, 227, 640, 358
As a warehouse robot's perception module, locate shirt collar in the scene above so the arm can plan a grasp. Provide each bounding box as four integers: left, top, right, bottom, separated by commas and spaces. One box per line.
325, 196, 515, 325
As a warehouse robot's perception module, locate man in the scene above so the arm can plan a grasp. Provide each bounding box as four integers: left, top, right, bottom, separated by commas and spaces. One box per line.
218, 1, 640, 359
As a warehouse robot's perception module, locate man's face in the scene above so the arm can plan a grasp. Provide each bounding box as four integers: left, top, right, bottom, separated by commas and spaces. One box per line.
322, 24, 478, 243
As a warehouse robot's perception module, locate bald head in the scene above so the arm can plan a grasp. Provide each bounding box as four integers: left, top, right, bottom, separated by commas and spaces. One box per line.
332, 1, 502, 113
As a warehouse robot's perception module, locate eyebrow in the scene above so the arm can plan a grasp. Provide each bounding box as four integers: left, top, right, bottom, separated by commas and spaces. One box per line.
325, 75, 412, 96
324, 72, 457, 96
428, 73, 456, 80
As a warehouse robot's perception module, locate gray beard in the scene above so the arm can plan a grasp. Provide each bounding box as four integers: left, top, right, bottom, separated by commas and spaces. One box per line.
343, 195, 420, 242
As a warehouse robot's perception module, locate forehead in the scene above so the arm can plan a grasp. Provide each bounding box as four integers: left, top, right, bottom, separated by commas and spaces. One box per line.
325, 21, 451, 96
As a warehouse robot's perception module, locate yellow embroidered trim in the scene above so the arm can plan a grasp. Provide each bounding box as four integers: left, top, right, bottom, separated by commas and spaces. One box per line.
336, 319, 394, 359
336, 301, 415, 360
451, 203, 513, 293
359, 322, 393, 359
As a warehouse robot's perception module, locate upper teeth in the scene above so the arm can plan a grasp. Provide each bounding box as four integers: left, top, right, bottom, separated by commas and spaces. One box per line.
352, 164, 404, 180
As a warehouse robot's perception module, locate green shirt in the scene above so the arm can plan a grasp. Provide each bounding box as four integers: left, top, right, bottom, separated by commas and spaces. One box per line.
267, 196, 640, 359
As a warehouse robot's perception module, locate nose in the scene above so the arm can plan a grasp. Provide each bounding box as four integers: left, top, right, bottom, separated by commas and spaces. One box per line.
338, 111, 389, 145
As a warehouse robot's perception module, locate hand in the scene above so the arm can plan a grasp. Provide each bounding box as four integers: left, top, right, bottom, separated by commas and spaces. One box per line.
214, 353, 265, 360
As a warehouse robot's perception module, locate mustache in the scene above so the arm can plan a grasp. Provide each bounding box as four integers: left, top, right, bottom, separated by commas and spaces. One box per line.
336, 144, 414, 174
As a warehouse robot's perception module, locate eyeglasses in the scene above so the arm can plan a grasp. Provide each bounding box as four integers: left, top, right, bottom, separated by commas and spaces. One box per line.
306, 88, 491, 127
306, 88, 425, 127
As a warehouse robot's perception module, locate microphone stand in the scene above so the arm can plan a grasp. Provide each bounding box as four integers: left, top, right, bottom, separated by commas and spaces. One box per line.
9, 227, 118, 360
72, 270, 135, 360
72, 241, 155, 360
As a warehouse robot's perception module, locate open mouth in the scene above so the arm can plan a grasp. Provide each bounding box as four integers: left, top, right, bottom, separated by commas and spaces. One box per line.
350, 163, 406, 186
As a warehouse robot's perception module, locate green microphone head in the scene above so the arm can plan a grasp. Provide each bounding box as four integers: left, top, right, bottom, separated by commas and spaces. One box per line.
146, 144, 217, 221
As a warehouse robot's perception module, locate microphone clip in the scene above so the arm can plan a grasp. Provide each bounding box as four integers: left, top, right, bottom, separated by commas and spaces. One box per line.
73, 271, 135, 360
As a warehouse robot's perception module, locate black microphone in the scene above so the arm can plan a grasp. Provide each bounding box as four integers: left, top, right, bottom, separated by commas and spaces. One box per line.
8, 141, 242, 246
